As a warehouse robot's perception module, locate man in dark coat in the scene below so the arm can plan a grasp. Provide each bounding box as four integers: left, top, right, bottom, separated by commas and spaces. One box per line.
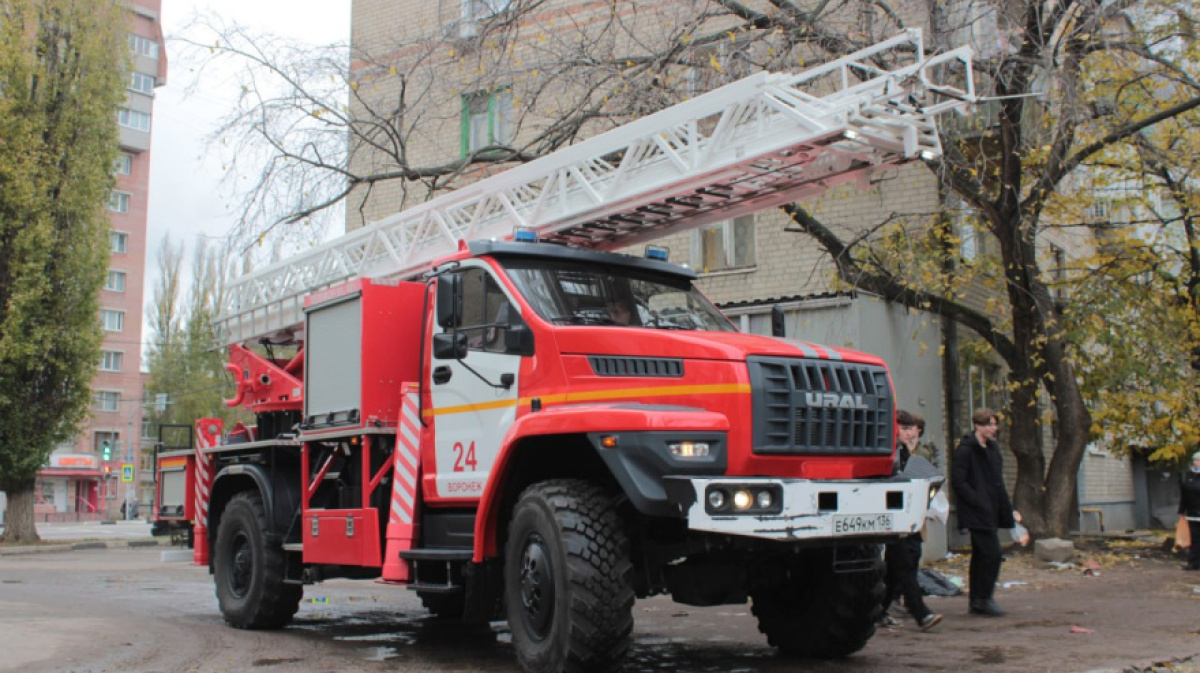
1180, 450, 1200, 571
952, 407, 1018, 616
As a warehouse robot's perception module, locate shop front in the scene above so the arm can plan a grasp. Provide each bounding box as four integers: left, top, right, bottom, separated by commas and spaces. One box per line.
36, 453, 105, 522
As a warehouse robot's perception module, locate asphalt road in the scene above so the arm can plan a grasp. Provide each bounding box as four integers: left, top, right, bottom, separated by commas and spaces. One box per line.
0, 541, 1196, 673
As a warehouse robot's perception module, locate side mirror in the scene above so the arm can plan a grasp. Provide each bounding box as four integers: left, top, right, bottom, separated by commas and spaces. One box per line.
437, 274, 462, 329
771, 304, 785, 338
504, 323, 535, 356
433, 332, 468, 360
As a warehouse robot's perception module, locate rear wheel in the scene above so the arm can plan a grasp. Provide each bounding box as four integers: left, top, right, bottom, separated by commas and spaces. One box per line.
214, 492, 302, 629
750, 544, 883, 658
504, 480, 634, 673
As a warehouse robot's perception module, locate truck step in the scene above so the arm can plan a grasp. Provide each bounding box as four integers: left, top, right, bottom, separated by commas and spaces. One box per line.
282, 543, 303, 552
399, 548, 473, 562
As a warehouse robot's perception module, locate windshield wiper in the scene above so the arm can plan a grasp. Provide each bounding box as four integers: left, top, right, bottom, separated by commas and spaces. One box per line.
551, 313, 621, 326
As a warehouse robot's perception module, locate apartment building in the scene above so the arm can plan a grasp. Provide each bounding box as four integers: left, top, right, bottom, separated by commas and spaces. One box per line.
28, 1, 166, 522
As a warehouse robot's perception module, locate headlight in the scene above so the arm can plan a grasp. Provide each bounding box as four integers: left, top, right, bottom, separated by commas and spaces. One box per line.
667, 441, 710, 458
707, 489, 727, 509
756, 490, 773, 509
732, 490, 753, 510
704, 484, 783, 515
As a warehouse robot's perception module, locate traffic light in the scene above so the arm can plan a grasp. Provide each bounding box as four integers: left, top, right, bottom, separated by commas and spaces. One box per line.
101, 440, 112, 461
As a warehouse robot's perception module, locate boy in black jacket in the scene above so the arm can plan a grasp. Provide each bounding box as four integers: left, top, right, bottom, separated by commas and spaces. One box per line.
952, 408, 1023, 616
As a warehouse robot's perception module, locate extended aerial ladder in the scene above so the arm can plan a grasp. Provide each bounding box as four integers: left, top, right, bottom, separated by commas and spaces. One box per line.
215, 29, 976, 347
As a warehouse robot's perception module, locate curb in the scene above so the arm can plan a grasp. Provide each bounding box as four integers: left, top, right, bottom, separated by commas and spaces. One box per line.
0, 538, 178, 556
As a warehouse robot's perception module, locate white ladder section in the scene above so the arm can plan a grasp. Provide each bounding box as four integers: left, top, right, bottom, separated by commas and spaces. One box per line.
216, 29, 975, 346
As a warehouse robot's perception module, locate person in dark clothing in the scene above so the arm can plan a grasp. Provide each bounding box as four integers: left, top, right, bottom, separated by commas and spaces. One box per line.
1180, 450, 1200, 571
952, 407, 1021, 617
881, 410, 942, 631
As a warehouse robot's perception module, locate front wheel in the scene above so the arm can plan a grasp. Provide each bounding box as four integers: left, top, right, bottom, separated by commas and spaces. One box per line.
504, 480, 634, 673
213, 492, 302, 629
750, 544, 884, 658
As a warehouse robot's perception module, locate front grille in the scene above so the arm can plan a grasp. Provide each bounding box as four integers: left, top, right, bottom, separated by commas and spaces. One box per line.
590, 356, 684, 378
749, 356, 893, 456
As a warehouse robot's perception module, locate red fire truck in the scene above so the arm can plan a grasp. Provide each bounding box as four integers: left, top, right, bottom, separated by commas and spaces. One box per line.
166, 32, 974, 673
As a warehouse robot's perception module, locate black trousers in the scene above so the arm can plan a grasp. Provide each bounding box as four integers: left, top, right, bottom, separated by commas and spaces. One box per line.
1189, 520, 1200, 568
883, 536, 931, 620
968, 528, 1002, 602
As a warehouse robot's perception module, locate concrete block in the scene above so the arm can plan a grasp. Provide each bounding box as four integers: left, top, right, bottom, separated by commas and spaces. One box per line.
1034, 537, 1075, 563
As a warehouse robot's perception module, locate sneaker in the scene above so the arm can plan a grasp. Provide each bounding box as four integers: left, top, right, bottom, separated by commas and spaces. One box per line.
878, 614, 900, 627
918, 613, 943, 631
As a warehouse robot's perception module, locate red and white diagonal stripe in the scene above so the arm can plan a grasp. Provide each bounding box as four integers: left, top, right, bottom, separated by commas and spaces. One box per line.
391, 390, 420, 526
194, 419, 221, 524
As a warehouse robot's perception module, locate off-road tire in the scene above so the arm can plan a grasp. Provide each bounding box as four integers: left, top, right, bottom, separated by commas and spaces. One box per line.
214, 492, 302, 629
504, 480, 635, 673
750, 544, 884, 658
419, 591, 466, 620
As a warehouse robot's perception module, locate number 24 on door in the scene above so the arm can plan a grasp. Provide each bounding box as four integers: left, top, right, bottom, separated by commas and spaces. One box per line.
453, 441, 477, 472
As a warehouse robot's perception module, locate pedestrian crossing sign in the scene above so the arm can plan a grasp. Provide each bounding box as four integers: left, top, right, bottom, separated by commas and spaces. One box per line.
121, 464, 134, 482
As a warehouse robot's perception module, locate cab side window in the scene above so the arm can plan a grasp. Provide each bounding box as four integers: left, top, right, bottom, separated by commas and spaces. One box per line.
458, 267, 522, 353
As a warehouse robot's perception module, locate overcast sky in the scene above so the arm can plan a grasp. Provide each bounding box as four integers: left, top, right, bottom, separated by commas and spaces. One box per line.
144, 0, 351, 341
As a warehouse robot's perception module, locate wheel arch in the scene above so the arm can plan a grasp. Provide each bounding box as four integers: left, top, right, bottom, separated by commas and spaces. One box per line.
474, 433, 616, 561
208, 465, 274, 565
471, 403, 729, 561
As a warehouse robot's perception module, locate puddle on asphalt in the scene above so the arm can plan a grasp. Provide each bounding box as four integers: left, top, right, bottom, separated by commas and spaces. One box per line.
290, 607, 780, 670
359, 646, 401, 661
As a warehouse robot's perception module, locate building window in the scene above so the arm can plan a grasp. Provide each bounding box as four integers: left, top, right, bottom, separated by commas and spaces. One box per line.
111, 231, 128, 253
107, 191, 130, 214
462, 88, 513, 155
129, 71, 155, 95
462, 0, 512, 21
949, 193, 987, 262
964, 364, 1004, 425
1087, 199, 1111, 224
694, 215, 756, 273
114, 154, 133, 176
94, 390, 121, 412
128, 34, 159, 59
117, 108, 151, 132
106, 270, 126, 292
100, 309, 125, 331
100, 350, 124, 372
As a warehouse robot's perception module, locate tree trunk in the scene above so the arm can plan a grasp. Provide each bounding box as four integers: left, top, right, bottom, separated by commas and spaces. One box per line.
0, 483, 41, 544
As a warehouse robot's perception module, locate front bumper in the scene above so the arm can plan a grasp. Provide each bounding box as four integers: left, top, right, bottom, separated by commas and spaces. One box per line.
666, 476, 936, 541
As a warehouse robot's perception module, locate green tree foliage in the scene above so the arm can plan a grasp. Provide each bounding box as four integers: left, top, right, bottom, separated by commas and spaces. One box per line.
1056, 22, 1200, 467
0, 0, 126, 543
143, 237, 247, 438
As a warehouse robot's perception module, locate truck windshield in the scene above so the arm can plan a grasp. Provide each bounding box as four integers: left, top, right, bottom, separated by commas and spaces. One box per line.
502, 260, 736, 331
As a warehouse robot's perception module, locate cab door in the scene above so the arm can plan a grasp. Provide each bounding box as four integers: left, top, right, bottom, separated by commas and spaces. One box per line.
427, 263, 526, 500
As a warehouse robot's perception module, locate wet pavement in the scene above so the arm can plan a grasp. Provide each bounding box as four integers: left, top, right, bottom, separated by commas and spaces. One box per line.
0, 541, 1197, 672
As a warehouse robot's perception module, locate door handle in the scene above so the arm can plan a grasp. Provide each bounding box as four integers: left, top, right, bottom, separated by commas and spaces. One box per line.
432, 365, 452, 384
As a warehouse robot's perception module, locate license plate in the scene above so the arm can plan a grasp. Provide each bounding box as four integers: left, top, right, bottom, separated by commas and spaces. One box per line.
832, 514, 893, 535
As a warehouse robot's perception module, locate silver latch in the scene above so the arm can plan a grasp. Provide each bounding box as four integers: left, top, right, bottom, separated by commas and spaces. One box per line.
311, 516, 319, 538
346, 515, 355, 538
